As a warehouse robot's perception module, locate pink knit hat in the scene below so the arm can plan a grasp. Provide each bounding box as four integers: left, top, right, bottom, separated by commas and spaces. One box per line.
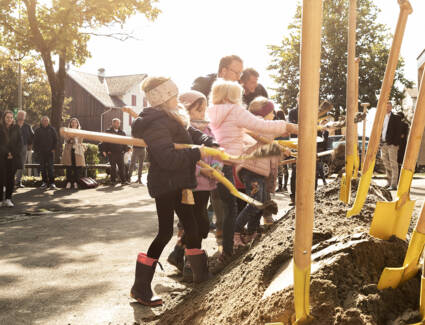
178, 90, 207, 110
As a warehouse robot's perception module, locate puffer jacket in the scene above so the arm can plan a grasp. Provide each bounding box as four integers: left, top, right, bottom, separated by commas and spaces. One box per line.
132, 107, 216, 198
207, 103, 289, 156
236, 133, 279, 177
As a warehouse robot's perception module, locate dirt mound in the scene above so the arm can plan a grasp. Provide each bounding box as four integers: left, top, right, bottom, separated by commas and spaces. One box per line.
146, 178, 421, 325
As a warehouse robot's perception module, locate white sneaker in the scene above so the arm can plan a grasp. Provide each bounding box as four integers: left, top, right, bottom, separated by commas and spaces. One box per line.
4, 199, 14, 207
49, 184, 57, 190
66, 182, 72, 189
40, 182, 48, 189
73, 182, 78, 189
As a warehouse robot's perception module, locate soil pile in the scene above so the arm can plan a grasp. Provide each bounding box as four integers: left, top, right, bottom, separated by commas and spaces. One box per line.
146, 179, 421, 325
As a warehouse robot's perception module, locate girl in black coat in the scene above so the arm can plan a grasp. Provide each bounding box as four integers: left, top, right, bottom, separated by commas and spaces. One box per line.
129, 77, 220, 307
0, 110, 23, 207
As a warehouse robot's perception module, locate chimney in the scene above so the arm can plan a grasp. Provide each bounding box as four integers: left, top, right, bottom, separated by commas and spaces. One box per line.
98, 68, 106, 82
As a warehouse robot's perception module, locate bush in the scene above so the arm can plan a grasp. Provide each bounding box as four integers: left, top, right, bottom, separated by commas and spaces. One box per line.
84, 144, 100, 178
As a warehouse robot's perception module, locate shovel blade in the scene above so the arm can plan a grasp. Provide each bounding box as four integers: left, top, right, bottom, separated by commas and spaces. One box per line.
347, 160, 375, 217
377, 264, 420, 290
370, 199, 415, 240
293, 263, 313, 324
339, 173, 351, 204
340, 155, 354, 204
378, 231, 425, 289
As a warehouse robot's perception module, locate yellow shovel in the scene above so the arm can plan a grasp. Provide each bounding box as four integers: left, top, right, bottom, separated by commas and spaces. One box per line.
60, 127, 273, 209
196, 161, 273, 210
410, 261, 425, 325
339, 0, 357, 204
292, 0, 322, 323
369, 69, 425, 240
347, 0, 412, 217
377, 201, 425, 289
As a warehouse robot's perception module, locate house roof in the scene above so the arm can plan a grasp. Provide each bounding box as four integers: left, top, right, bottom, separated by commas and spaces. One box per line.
67, 71, 147, 108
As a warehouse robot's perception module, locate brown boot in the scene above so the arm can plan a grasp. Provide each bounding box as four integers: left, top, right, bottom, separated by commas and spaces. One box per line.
185, 248, 212, 283
130, 253, 163, 306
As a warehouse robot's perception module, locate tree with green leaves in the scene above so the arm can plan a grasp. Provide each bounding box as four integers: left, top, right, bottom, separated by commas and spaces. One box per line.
0, 50, 52, 125
0, 0, 159, 136
268, 0, 413, 117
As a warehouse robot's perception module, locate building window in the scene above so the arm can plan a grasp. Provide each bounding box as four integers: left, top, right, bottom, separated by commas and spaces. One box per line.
132, 95, 137, 106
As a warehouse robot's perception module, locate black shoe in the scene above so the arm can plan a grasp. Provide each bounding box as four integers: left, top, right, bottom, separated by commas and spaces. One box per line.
130, 253, 163, 306
289, 200, 295, 206
167, 245, 184, 272
121, 181, 130, 186
389, 186, 397, 191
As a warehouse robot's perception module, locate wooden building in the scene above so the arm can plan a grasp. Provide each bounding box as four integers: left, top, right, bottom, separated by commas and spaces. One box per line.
65, 69, 147, 135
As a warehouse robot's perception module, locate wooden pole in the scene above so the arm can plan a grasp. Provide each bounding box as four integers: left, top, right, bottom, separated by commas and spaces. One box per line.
347, 0, 412, 217
293, 0, 323, 322
345, 0, 357, 166
359, 0, 412, 174
361, 103, 370, 169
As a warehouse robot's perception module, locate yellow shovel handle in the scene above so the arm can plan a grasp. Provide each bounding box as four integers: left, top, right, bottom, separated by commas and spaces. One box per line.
197, 161, 263, 208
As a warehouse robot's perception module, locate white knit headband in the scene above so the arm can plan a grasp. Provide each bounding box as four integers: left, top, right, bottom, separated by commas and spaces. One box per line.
146, 79, 179, 107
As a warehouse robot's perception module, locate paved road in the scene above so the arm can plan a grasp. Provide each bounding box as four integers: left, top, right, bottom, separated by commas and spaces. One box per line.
0, 176, 424, 325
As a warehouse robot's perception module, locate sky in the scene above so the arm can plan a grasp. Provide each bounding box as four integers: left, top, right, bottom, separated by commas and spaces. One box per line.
77, 0, 425, 98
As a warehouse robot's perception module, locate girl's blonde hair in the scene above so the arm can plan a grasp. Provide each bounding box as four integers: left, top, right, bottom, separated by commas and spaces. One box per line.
141, 76, 187, 127
248, 96, 269, 114
211, 79, 243, 106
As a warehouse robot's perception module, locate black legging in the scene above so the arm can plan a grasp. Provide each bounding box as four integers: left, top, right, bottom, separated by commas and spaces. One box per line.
147, 190, 201, 259
180, 191, 210, 246
0, 158, 17, 200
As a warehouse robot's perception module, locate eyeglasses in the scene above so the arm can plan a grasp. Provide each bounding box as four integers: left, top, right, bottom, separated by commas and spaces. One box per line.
228, 68, 242, 77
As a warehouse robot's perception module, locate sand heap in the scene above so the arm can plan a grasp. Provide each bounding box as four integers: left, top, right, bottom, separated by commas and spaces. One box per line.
145, 179, 421, 325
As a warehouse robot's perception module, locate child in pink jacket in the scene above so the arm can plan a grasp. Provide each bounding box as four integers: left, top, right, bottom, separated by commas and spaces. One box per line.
207, 79, 298, 262
234, 97, 280, 247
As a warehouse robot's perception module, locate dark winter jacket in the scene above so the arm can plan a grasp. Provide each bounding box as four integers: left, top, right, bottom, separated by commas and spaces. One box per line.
288, 107, 298, 138
19, 122, 34, 146
131, 107, 216, 198
243, 84, 268, 106
0, 124, 23, 167
384, 113, 402, 146
191, 73, 217, 98
33, 124, 58, 155
100, 128, 129, 154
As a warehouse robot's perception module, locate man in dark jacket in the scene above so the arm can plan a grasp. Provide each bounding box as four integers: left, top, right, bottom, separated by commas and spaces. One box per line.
380, 102, 402, 190
33, 116, 57, 189
191, 55, 243, 98
15, 110, 34, 188
101, 118, 130, 185
240, 68, 268, 106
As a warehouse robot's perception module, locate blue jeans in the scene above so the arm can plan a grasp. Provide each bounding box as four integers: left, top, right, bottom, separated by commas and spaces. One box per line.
39, 151, 55, 185
216, 165, 237, 255
234, 169, 266, 234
